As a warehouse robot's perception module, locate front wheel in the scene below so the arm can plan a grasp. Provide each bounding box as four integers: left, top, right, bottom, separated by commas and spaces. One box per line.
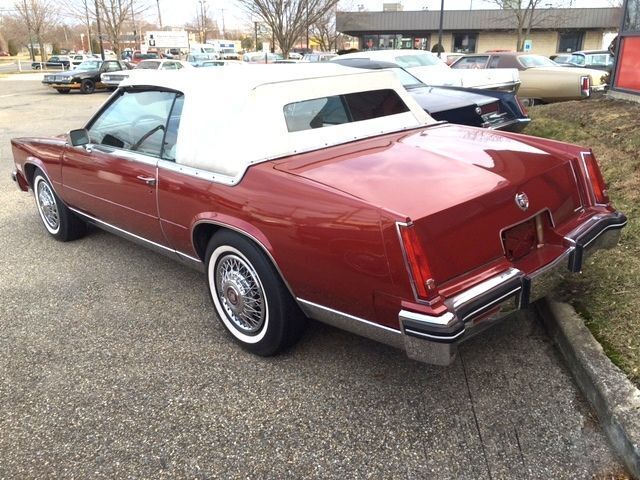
56, 88, 70, 94
205, 231, 306, 356
33, 170, 86, 241
80, 79, 95, 94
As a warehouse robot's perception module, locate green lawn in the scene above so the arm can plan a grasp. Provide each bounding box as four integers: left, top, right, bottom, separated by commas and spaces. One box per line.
527, 96, 640, 384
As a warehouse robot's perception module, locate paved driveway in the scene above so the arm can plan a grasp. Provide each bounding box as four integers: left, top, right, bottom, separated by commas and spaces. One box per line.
0, 79, 626, 479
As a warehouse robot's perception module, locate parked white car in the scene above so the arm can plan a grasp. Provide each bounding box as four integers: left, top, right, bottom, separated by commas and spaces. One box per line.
101, 59, 192, 88
334, 49, 520, 92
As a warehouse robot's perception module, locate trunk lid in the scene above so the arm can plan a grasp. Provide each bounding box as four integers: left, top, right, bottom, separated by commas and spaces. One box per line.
274, 124, 582, 283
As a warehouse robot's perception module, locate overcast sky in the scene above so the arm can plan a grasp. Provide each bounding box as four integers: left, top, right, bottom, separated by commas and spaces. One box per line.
0, 0, 615, 31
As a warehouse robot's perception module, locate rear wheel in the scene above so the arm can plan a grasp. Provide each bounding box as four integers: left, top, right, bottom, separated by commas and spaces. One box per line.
80, 79, 95, 94
33, 169, 86, 241
520, 98, 540, 107
205, 231, 306, 356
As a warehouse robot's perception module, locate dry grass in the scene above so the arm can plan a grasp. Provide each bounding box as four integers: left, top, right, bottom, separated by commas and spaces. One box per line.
526, 96, 640, 385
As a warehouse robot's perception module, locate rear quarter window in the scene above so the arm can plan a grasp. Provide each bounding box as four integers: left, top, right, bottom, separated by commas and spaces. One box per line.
283, 89, 410, 133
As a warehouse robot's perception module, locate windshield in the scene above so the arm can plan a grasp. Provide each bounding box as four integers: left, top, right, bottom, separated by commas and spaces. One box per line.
76, 60, 101, 71
518, 55, 558, 68
136, 61, 161, 70
202, 47, 216, 53
568, 54, 586, 66
388, 67, 424, 87
394, 53, 442, 68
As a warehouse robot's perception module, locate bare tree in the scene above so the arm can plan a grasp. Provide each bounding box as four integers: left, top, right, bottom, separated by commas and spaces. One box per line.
61, 0, 95, 53
310, 8, 341, 51
490, 0, 573, 51
96, 0, 147, 54
14, 0, 58, 61
237, 0, 341, 57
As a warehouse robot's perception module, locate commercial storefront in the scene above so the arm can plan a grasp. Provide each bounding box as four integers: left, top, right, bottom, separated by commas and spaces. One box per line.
336, 8, 620, 56
612, 0, 640, 95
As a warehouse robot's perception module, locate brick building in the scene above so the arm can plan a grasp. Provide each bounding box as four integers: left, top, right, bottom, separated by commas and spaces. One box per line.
336, 8, 620, 56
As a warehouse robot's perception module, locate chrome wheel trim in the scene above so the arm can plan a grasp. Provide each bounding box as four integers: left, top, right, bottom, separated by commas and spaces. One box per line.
35, 176, 60, 235
208, 245, 269, 344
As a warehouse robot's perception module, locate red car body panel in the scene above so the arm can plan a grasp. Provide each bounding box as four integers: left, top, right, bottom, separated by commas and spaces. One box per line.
10, 123, 623, 337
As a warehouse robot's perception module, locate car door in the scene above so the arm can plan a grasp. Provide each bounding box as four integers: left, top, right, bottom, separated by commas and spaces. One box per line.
61, 88, 179, 246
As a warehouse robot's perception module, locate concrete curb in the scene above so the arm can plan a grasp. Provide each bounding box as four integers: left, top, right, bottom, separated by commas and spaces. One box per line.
537, 299, 640, 479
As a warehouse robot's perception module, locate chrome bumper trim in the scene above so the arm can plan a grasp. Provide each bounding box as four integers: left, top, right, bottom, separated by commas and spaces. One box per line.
399, 211, 626, 365
11, 169, 18, 183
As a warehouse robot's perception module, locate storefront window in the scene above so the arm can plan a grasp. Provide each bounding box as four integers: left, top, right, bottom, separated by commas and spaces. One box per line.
623, 0, 640, 31
363, 35, 378, 50
413, 37, 430, 50
557, 31, 584, 52
452, 33, 478, 53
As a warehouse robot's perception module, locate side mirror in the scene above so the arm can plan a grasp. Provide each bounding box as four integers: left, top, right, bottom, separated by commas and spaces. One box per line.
68, 128, 89, 147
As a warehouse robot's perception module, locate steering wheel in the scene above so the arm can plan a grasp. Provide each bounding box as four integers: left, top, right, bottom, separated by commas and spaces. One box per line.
130, 115, 166, 152
131, 125, 165, 151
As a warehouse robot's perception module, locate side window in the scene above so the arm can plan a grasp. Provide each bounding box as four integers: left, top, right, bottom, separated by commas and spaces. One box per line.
103, 61, 121, 72
87, 90, 177, 158
488, 56, 501, 68
451, 56, 489, 69
161, 94, 184, 161
283, 89, 409, 133
163, 62, 177, 70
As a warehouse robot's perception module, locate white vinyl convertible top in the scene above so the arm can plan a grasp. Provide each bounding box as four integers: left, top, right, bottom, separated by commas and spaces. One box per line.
118, 64, 434, 184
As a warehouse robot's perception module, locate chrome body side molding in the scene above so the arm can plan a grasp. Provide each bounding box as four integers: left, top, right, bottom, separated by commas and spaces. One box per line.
296, 298, 404, 350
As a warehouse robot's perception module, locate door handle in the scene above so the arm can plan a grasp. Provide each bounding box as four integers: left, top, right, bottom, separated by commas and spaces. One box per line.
137, 175, 157, 186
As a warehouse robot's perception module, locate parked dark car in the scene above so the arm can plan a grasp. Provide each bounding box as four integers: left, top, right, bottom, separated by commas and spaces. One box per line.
333, 58, 530, 132
32, 55, 71, 70
42, 59, 130, 94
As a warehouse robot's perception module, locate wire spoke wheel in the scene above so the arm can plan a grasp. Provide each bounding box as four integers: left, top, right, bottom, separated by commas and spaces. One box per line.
215, 253, 266, 335
36, 178, 60, 232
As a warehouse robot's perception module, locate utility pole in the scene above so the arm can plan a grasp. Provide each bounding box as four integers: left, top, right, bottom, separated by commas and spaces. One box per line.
131, 1, 138, 50
220, 9, 225, 39
306, 0, 309, 50
156, 0, 163, 28
83, 0, 93, 54
199, 0, 207, 42
437, 0, 444, 58
254, 21, 258, 51
94, 0, 105, 60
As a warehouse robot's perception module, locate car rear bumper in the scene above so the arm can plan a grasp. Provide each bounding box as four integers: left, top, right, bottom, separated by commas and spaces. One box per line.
399, 210, 627, 365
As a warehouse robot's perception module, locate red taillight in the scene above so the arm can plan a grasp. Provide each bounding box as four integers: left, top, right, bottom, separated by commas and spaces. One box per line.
479, 102, 499, 115
582, 152, 609, 204
398, 223, 440, 302
580, 76, 591, 97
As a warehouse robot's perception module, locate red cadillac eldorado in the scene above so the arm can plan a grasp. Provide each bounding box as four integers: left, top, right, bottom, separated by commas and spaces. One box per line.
11, 65, 626, 365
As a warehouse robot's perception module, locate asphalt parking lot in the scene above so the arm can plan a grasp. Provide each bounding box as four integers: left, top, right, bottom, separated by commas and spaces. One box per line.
0, 78, 626, 479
